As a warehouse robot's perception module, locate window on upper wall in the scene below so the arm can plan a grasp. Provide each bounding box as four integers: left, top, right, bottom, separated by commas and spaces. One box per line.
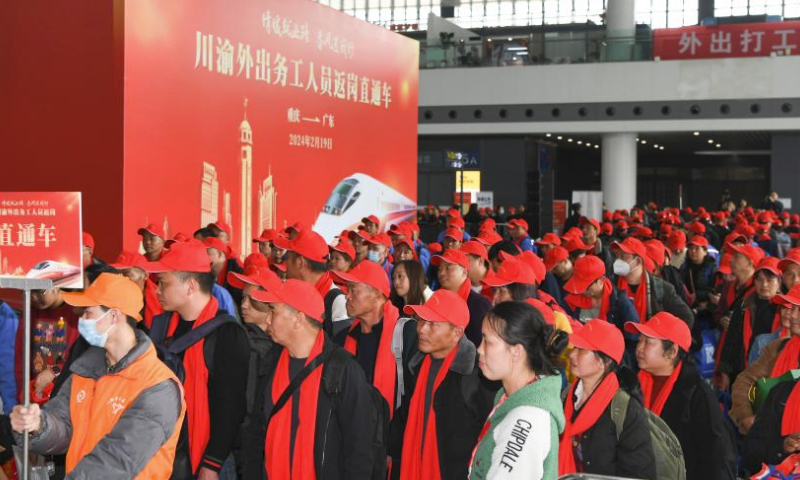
715, 0, 800, 18
311, 0, 705, 30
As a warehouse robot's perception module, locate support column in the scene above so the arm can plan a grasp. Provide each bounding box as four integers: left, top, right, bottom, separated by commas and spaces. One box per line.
771, 133, 800, 210
601, 133, 638, 211
605, 0, 636, 60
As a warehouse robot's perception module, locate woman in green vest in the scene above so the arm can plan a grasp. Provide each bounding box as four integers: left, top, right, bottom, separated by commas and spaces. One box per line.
470, 301, 568, 480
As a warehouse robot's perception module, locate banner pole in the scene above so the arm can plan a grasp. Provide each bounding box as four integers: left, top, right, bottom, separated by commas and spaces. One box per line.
23, 287, 30, 480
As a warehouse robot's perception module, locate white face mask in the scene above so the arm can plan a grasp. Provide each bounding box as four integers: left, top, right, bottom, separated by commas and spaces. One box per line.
613, 258, 633, 277
78, 309, 115, 348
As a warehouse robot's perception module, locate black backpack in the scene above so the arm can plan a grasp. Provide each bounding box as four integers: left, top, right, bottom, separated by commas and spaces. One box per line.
148, 312, 239, 382
323, 288, 353, 338
265, 346, 389, 480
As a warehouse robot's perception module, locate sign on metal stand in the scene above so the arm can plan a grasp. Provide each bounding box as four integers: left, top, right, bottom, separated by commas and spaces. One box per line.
3, 278, 53, 480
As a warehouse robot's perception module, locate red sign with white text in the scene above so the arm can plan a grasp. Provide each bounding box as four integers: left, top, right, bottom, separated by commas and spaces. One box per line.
122, 0, 419, 252
0, 192, 83, 288
654, 21, 800, 60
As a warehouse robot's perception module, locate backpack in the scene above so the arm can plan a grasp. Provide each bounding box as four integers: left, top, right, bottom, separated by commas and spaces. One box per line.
609, 390, 687, 480
148, 312, 240, 383
323, 348, 389, 480
323, 288, 353, 338
265, 346, 389, 480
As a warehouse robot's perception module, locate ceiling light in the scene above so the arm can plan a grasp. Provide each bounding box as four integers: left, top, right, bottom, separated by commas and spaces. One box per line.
640, 140, 647, 144
708, 139, 714, 144
595, 145, 599, 149
546, 133, 552, 137
693, 132, 700, 136
654, 144, 659, 148
660, 146, 665, 150
557, 136, 563, 140
487, 38, 493, 42
586, 143, 592, 147
716, 144, 722, 148
577, 141, 583, 145
568, 138, 573, 142
508, 37, 513, 41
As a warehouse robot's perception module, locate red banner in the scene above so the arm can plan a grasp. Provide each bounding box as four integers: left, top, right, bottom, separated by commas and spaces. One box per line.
122, 0, 419, 252
0, 192, 83, 288
653, 21, 800, 60
553, 200, 568, 235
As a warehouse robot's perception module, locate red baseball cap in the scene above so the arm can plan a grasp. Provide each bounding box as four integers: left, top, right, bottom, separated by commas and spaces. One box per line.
482, 255, 537, 287
779, 248, 800, 271
688, 235, 709, 249
203, 236, 227, 254
286, 221, 305, 235
331, 260, 390, 297
273, 228, 329, 263
634, 227, 654, 239
570, 319, 624, 364
564, 236, 590, 253
110, 250, 148, 270
82, 232, 95, 249
544, 246, 569, 271
330, 240, 356, 261
645, 239, 668, 267
773, 284, 800, 308
563, 227, 584, 239
601, 223, 613, 235
444, 228, 464, 242
142, 239, 211, 273
460, 240, 488, 261
726, 242, 765, 268
207, 221, 232, 236
249, 279, 325, 323
362, 215, 380, 226
228, 263, 281, 291
611, 237, 655, 272
138, 223, 165, 239
535, 233, 562, 247
432, 249, 469, 270
755, 257, 781, 277
508, 218, 529, 232
564, 255, 606, 294
448, 216, 466, 229
165, 232, 190, 248
387, 226, 411, 239
525, 298, 555, 326
689, 222, 706, 235
475, 230, 503, 246
515, 251, 546, 283
403, 289, 469, 328
480, 218, 497, 231
253, 229, 279, 243
367, 233, 392, 249
625, 312, 691, 352
580, 217, 601, 232
428, 242, 443, 254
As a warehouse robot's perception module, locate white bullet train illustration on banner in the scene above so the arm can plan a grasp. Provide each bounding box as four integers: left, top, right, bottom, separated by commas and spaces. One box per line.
313, 173, 417, 242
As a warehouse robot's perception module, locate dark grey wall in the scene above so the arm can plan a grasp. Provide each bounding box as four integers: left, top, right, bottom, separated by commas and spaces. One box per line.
771, 133, 800, 209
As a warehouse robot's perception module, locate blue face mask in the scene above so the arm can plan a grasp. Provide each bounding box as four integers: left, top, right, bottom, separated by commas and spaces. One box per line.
367, 250, 382, 264
78, 310, 114, 348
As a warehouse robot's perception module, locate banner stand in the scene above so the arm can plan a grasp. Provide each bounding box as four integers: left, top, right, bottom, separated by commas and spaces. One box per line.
1, 278, 54, 480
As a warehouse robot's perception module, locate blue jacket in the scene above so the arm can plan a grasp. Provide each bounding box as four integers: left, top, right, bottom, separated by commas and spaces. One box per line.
212, 284, 239, 320
0, 301, 19, 412
415, 241, 431, 272
436, 230, 472, 244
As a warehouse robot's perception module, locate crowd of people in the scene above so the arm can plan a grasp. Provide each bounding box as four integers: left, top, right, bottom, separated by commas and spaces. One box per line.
2, 198, 800, 480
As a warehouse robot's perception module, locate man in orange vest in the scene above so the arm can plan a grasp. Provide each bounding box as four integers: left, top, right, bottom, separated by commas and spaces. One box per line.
10, 273, 185, 479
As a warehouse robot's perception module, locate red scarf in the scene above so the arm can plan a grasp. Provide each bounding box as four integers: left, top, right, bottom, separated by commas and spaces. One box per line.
743, 301, 780, 366
559, 374, 620, 475
457, 278, 472, 302
265, 330, 326, 480
143, 278, 162, 328
315, 271, 334, 297
772, 336, 800, 377
617, 275, 648, 327
344, 302, 400, 415
781, 377, 800, 436
399, 346, 458, 480
171, 296, 219, 473
565, 278, 612, 320
215, 262, 228, 287
639, 361, 683, 416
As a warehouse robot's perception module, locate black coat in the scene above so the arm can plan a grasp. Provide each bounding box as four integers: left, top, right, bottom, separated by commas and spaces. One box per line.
389, 337, 499, 480
464, 289, 492, 347
569, 387, 657, 479
659, 362, 737, 480
742, 378, 797, 474
243, 335, 376, 480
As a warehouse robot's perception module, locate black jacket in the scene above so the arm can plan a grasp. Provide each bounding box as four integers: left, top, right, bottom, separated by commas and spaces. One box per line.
615, 272, 696, 329
659, 362, 737, 480
569, 386, 657, 479
742, 378, 797, 474
244, 334, 376, 480
718, 293, 778, 381
681, 256, 717, 307
464, 290, 492, 347
389, 337, 499, 480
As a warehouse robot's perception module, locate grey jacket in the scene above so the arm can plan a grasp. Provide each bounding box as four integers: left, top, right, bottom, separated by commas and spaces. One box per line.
14, 330, 182, 480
